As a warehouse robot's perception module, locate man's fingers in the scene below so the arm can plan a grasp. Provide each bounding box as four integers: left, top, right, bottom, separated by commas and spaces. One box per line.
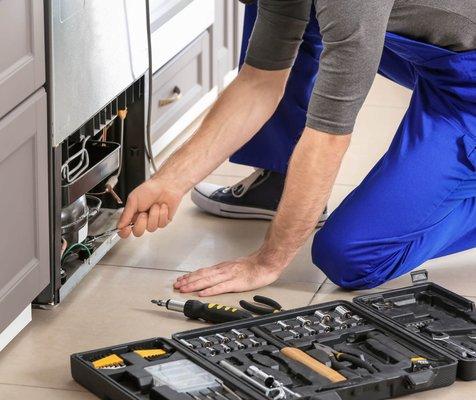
132, 212, 148, 237
118, 225, 132, 239
198, 281, 234, 297
118, 194, 138, 229
158, 204, 169, 228
173, 272, 191, 288
179, 273, 228, 293
147, 204, 161, 232
174, 269, 209, 288
118, 212, 141, 238
175, 265, 226, 288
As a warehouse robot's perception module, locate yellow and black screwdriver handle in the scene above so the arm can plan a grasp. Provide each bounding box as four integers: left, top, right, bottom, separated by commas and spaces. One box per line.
188, 301, 253, 323
152, 299, 253, 323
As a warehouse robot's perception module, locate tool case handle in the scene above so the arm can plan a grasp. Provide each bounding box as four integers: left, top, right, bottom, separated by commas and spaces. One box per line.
404, 369, 435, 390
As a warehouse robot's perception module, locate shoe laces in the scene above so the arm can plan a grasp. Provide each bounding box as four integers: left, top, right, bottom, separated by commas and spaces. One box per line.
223, 169, 266, 198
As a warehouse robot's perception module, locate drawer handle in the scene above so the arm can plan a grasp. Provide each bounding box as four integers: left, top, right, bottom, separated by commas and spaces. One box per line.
159, 86, 182, 107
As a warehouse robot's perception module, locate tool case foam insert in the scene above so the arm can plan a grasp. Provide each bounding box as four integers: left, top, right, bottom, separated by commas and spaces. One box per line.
71, 281, 476, 400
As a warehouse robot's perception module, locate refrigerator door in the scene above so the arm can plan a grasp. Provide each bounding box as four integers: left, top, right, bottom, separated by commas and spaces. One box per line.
49, 0, 149, 146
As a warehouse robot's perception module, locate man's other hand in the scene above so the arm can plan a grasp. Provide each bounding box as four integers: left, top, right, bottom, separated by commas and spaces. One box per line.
173, 251, 287, 296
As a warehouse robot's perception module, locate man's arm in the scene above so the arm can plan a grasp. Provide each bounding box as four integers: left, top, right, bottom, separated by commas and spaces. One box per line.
262, 128, 350, 268
119, 0, 311, 237
154, 66, 287, 193
118, 65, 289, 237
175, 128, 350, 296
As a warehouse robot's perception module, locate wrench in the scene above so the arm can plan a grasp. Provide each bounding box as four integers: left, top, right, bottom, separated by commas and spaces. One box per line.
432, 333, 476, 358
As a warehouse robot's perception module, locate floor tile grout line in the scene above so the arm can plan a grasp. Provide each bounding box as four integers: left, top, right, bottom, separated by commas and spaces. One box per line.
97, 263, 191, 273
0, 382, 87, 393
308, 278, 329, 305
98, 263, 476, 300
98, 263, 329, 286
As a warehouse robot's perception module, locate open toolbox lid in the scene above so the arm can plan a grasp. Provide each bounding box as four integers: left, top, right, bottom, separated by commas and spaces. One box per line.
353, 272, 476, 381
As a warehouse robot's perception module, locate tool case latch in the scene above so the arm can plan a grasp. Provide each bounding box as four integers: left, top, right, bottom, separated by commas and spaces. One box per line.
410, 269, 429, 284
404, 369, 435, 390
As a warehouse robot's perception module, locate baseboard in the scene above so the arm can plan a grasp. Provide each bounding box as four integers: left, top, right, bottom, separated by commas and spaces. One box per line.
0, 305, 32, 352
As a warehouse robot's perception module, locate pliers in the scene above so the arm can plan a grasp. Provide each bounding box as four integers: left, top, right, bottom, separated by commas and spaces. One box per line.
239, 295, 284, 316
313, 343, 378, 374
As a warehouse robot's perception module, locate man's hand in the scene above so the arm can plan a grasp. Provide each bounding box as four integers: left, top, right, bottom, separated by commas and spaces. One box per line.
173, 251, 288, 296
117, 178, 184, 238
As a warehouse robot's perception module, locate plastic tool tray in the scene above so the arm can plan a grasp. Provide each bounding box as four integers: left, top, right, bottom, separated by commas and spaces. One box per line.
71, 282, 476, 400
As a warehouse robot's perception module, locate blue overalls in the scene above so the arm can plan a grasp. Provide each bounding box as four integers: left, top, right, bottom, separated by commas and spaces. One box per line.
231, 4, 476, 289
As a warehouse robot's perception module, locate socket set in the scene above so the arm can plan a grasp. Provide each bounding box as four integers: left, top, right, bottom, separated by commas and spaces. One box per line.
73, 280, 476, 400
259, 305, 364, 342
178, 328, 267, 357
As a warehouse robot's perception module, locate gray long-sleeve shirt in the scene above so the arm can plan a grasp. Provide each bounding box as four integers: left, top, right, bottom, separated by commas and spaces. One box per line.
245, 0, 476, 134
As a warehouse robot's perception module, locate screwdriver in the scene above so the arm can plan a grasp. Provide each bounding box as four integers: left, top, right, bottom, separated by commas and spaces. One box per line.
85, 223, 134, 244
151, 299, 253, 324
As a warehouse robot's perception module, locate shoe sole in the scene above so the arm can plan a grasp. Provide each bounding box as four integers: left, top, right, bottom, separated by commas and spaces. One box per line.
191, 188, 328, 226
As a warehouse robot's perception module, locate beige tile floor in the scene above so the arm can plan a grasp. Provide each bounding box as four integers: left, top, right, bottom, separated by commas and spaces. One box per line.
1, 76, 475, 399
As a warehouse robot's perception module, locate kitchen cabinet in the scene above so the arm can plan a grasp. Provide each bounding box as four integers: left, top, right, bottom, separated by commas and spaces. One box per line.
149, 0, 215, 74
0, 89, 49, 333
151, 32, 211, 143
233, 1, 245, 67
213, 0, 235, 90
149, 0, 243, 154
0, 0, 45, 119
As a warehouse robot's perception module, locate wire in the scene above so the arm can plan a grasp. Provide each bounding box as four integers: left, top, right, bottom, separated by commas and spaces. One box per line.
61, 242, 92, 263
145, 0, 158, 173
116, 109, 128, 177
61, 136, 91, 183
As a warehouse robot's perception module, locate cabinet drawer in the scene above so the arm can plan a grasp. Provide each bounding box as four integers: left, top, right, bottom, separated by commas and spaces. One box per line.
150, 0, 214, 72
0, 89, 49, 333
0, 0, 45, 119
151, 31, 210, 142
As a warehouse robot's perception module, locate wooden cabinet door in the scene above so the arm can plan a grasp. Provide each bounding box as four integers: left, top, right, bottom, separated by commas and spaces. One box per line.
0, 0, 45, 119
212, 0, 235, 90
233, 1, 245, 68
0, 89, 49, 332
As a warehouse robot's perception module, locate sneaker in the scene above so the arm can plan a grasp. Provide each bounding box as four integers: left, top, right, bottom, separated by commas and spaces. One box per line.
191, 169, 328, 225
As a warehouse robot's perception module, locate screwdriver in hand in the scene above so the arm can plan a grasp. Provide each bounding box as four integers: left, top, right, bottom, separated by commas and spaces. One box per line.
86, 223, 134, 244
151, 299, 253, 324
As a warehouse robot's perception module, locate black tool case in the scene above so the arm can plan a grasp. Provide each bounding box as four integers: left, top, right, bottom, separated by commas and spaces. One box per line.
71, 279, 476, 400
